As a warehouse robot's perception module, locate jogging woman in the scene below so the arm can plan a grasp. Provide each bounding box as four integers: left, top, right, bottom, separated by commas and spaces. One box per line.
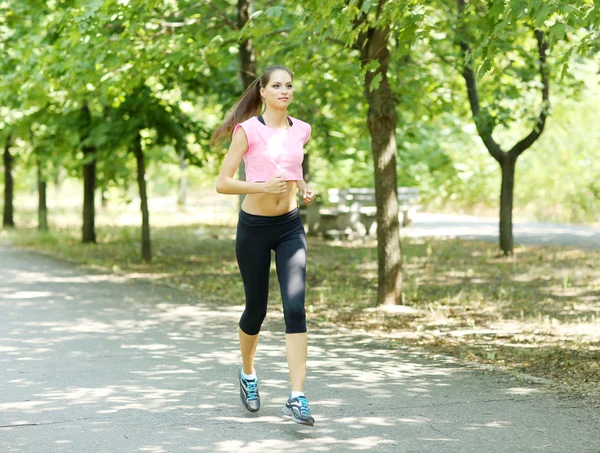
212, 65, 316, 426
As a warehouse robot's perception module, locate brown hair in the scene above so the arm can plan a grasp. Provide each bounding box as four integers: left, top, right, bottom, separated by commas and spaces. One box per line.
210, 65, 293, 147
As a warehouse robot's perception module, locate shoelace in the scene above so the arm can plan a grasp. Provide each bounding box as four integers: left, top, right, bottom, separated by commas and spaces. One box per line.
297, 396, 311, 415
245, 379, 258, 400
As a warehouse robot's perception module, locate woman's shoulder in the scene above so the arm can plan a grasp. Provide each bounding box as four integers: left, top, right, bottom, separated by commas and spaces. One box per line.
289, 116, 311, 131
237, 116, 260, 128
233, 117, 260, 144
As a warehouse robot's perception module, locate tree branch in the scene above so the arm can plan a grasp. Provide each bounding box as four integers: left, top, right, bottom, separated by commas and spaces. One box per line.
509, 29, 550, 157
456, 0, 504, 164
328, 37, 349, 48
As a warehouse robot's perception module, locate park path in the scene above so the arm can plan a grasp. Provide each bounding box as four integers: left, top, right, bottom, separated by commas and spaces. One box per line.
404, 213, 600, 249
1, 240, 599, 453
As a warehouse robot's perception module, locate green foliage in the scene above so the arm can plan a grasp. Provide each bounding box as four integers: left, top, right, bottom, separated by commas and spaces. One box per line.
0, 0, 598, 225
516, 64, 600, 222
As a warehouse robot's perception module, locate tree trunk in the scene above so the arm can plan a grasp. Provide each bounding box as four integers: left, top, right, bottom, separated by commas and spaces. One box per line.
359, 27, 403, 306
37, 159, 48, 231
82, 145, 97, 243
81, 103, 97, 243
237, 0, 256, 208
3, 135, 15, 228
134, 131, 151, 263
499, 155, 516, 255
178, 148, 188, 207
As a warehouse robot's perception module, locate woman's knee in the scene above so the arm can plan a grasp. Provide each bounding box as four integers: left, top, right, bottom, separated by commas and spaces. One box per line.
284, 304, 306, 334
239, 308, 268, 336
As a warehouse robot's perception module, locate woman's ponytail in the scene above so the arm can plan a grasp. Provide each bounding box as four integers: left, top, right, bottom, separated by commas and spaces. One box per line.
210, 78, 263, 147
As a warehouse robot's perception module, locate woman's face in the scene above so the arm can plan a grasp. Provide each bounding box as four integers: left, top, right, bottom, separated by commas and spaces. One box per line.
261, 70, 293, 110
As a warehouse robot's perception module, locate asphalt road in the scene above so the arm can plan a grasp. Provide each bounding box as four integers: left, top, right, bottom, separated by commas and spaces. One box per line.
404, 213, 600, 249
1, 241, 599, 453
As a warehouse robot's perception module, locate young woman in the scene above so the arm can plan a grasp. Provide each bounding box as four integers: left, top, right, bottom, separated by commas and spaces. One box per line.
212, 65, 317, 426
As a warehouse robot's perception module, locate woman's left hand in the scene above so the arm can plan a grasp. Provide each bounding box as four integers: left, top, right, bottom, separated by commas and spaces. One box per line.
302, 187, 317, 206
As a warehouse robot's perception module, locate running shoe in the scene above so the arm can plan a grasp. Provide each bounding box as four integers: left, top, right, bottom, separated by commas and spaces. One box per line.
239, 366, 260, 412
282, 395, 315, 426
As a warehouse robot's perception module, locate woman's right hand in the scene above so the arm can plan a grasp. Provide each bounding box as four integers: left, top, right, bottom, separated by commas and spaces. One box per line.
263, 175, 287, 194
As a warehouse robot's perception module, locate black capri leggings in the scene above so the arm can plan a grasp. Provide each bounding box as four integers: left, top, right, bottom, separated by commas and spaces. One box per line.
236, 207, 307, 335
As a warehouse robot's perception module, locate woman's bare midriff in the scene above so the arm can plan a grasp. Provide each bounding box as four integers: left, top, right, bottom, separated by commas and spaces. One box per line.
241, 181, 298, 216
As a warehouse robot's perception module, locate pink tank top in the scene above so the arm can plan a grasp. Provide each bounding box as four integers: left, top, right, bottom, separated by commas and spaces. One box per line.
233, 116, 311, 182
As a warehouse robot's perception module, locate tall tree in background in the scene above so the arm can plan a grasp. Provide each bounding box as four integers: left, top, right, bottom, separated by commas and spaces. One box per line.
454, 0, 598, 254
296, 0, 428, 305
107, 85, 191, 263
353, 8, 403, 305
457, 1, 549, 255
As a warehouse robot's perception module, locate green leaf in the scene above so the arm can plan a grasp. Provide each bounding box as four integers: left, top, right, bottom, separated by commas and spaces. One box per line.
265, 6, 284, 18
477, 57, 493, 79
560, 62, 570, 82
363, 60, 380, 73
369, 73, 382, 92
549, 23, 567, 42
361, 0, 373, 14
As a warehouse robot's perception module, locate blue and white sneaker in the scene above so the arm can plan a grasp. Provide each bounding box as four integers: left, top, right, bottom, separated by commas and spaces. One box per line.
282, 395, 315, 426
239, 366, 260, 412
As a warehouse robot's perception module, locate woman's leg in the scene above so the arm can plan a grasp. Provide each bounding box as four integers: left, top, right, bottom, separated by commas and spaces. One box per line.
239, 328, 260, 375
236, 222, 271, 373
274, 227, 308, 391
285, 332, 307, 392
276, 226, 314, 425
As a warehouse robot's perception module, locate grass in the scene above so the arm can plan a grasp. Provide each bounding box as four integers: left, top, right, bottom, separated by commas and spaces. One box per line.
3, 210, 599, 404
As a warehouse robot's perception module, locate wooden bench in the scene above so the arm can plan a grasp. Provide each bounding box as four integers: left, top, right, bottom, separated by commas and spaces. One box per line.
300, 187, 421, 237
326, 187, 421, 236
299, 196, 351, 238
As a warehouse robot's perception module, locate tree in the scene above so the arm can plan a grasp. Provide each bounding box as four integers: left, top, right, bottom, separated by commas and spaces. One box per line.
30, 0, 209, 254
453, 0, 598, 254
457, 1, 549, 255
288, 0, 430, 305
352, 11, 403, 305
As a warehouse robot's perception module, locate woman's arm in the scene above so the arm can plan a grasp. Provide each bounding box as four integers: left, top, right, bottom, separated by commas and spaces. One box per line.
296, 179, 307, 192
296, 179, 317, 206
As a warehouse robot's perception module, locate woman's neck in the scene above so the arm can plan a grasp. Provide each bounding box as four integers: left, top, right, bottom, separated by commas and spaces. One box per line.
261, 109, 289, 129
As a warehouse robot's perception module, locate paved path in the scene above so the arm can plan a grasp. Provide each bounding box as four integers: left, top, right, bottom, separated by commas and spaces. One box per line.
1, 242, 599, 453
404, 213, 600, 249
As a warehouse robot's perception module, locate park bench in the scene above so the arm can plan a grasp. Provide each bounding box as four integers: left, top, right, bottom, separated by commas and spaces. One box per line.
302, 187, 421, 238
